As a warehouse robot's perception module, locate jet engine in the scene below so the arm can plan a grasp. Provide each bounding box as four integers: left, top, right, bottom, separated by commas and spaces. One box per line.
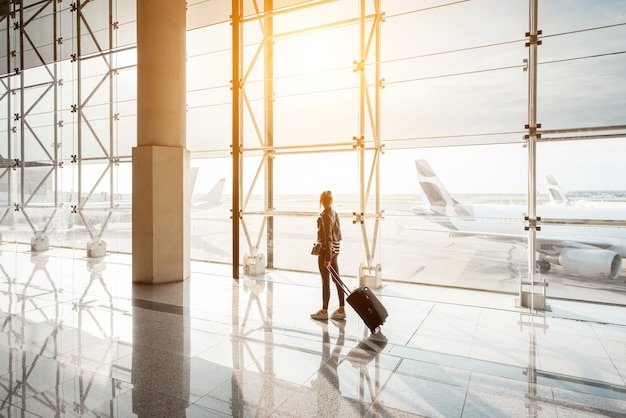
545, 249, 622, 280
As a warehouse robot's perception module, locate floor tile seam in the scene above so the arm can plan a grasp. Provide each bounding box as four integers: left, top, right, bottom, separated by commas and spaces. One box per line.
184, 399, 230, 418
128, 380, 197, 406
228, 327, 371, 362
390, 342, 625, 396
427, 296, 626, 328
536, 368, 626, 397
461, 384, 626, 417
592, 326, 626, 388
403, 303, 435, 346
529, 391, 626, 417
131, 340, 200, 362
131, 297, 187, 316
76, 355, 135, 388
397, 353, 527, 388
466, 369, 554, 396
336, 355, 403, 418
541, 313, 626, 329
393, 362, 472, 390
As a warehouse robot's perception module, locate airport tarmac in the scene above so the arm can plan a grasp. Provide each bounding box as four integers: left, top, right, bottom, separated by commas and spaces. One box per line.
1, 194, 624, 307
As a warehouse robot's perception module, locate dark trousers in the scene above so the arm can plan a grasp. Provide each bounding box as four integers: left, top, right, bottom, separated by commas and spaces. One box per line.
318, 253, 345, 310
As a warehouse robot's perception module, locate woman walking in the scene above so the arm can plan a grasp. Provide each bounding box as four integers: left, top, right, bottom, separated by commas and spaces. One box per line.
310, 190, 346, 321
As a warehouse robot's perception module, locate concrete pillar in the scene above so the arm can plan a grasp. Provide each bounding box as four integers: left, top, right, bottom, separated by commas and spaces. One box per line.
133, 0, 189, 284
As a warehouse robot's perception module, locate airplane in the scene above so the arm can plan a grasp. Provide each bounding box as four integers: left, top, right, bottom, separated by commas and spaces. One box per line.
191, 177, 225, 209
412, 159, 626, 280
546, 174, 626, 209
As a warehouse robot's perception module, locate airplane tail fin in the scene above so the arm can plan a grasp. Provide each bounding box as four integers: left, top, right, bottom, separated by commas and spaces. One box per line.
415, 159, 459, 213
190, 167, 200, 195
546, 174, 570, 205
190, 168, 225, 209
206, 178, 226, 204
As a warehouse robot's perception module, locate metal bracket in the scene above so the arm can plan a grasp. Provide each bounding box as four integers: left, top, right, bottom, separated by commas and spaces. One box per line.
525, 30, 543, 47
230, 209, 242, 220
352, 212, 364, 225
524, 123, 542, 140
524, 216, 541, 231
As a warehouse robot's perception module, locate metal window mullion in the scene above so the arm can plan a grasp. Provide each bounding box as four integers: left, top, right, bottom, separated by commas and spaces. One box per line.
358, 0, 366, 213
5, 3, 17, 212
109, 0, 115, 211
232, 0, 243, 279
4, 11, 12, 210
525, 0, 541, 309
53, 0, 59, 208
371, 0, 382, 260
357, 0, 371, 265
264, 0, 274, 269
19, 3, 26, 209
76, 0, 83, 214
374, 0, 381, 217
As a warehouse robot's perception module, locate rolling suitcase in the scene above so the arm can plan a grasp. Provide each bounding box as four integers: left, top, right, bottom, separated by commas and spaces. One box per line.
328, 266, 388, 333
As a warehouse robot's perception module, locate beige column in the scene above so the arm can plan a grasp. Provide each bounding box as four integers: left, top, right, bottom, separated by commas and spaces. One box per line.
133, 0, 189, 284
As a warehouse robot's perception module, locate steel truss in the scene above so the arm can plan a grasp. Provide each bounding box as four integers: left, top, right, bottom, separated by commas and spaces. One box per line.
231, 0, 384, 284
0, 0, 131, 256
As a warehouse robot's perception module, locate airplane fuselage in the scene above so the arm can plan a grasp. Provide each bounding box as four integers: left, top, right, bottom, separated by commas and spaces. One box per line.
438, 203, 626, 257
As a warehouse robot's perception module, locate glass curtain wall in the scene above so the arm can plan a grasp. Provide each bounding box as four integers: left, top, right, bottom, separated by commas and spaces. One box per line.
0, 0, 136, 255
188, 0, 626, 304
0, 1, 624, 304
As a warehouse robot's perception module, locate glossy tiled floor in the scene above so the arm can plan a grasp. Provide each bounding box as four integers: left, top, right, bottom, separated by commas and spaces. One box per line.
1, 246, 626, 417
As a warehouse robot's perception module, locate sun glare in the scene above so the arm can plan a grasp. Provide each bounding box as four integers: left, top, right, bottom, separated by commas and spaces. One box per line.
278, 26, 355, 77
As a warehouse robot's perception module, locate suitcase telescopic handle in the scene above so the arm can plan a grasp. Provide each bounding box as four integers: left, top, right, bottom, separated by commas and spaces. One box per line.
326, 265, 351, 296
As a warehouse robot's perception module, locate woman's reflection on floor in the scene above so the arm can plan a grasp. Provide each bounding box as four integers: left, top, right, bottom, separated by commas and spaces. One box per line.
311, 319, 345, 416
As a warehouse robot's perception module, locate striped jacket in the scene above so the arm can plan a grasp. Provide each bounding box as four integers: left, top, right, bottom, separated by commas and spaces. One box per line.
317, 208, 342, 261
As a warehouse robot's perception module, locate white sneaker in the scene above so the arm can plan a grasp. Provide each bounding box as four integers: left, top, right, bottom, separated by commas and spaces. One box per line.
330, 309, 346, 320
310, 309, 328, 321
